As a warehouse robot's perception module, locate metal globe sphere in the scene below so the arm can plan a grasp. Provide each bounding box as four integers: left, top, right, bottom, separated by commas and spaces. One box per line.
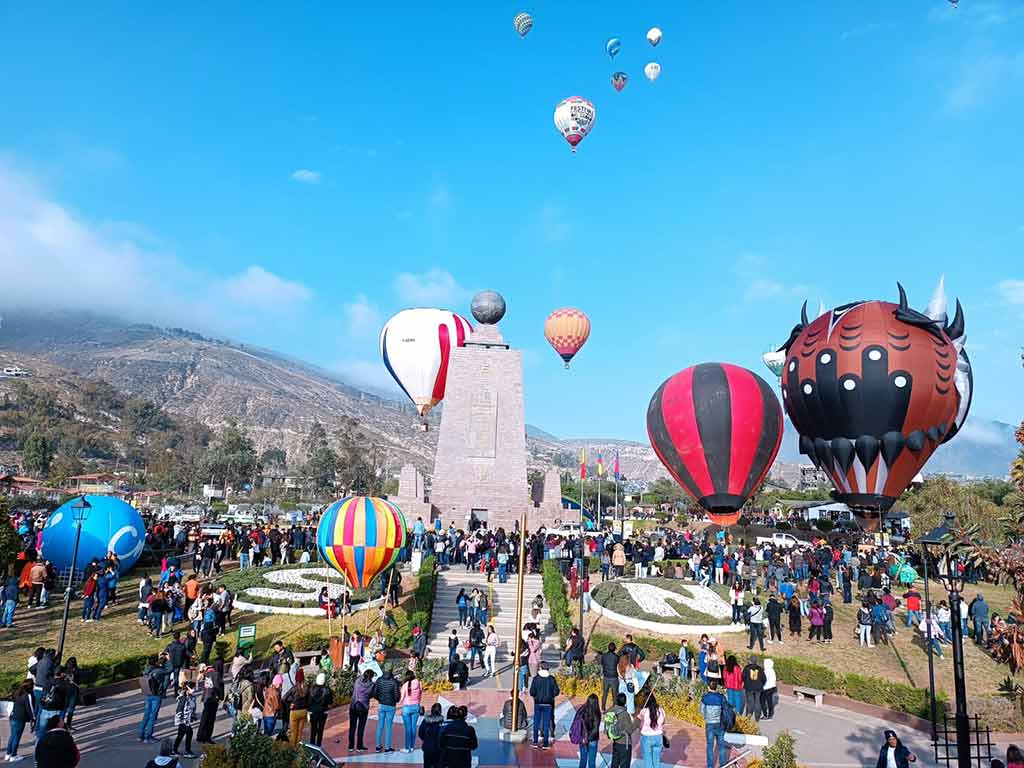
470, 290, 506, 324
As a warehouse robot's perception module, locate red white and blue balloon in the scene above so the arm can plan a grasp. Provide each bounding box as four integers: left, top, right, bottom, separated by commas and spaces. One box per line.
554, 96, 596, 152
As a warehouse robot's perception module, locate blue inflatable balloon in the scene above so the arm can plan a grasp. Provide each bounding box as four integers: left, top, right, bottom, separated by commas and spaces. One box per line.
41, 495, 146, 574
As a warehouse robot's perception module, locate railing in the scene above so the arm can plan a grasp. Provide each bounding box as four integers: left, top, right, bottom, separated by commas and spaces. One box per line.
932, 713, 993, 767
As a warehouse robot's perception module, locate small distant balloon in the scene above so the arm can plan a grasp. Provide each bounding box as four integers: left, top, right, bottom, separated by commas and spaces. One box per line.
948, 0, 958, 6
553, 96, 596, 153
605, 37, 622, 59
514, 12, 533, 38
611, 72, 628, 92
644, 62, 661, 82
646, 27, 663, 46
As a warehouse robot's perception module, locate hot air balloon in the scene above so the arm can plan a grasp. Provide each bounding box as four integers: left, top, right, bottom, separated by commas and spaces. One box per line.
611, 72, 628, 92
380, 308, 473, 419
553, 97, 596, 153
646, 27, 663, 46
644, 62, 661, 82
762, 349, 786, 379
606, 37, 622, 59
647, 363, 783, 527
514, 12, 533, 38
544, 308, 590, 368
779, 280, 972, 530
316, 496, 408, 589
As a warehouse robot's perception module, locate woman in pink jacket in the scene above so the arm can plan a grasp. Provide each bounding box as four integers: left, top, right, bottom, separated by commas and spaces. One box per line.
808, 602, 825, 643
397, 671, 422, 753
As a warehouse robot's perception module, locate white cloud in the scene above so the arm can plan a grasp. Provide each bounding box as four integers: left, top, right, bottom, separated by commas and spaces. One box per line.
343, 294, 381, 337
290, 169, 321, 184
393, 268, 469, 306
744, 279, 785, 300
945, 50, 1024, 112
224, 266, 311, 308
958, 419, 1008, 447
998, 279, 1024, 304
734, 255, 812, 302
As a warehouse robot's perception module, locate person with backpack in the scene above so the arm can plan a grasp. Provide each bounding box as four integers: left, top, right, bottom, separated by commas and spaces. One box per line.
172, 680, 198, 758
638, 694, 667, 768
418, 703, 444, 768
139, 654, 172, 743
5, 679, 35, 762
570, 693, 602, 768
165, 632, 189, 696
599, 642, 620, 711
741, 656, 764, 722
620, 635, 646, 669
700, 680, 731, 768
605, 692, 637, 768
283, 670, 310, 748
529, 662, 560, 749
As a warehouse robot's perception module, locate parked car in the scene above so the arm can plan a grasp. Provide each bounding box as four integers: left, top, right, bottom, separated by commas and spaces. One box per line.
755, 532, 802, 549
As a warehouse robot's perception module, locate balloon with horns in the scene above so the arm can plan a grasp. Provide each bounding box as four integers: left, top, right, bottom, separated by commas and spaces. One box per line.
778, 279, 972, 530
647, 363, 784, 527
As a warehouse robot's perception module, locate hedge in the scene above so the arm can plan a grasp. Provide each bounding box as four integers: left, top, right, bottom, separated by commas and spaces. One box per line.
543, 559, 573, 643
391, 555, 436, 649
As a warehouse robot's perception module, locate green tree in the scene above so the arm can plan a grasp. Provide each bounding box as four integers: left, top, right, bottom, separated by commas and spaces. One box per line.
0, 496, 20, 574
203, 421, 258, 489
901, 476, 1004, 544
334, 418, 386, 496
260, 447, 287, 468
23, 431, 53, 476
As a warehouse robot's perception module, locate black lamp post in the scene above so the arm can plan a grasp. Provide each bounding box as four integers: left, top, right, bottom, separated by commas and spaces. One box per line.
56, 495, 91, 663
920, 511, 971, 767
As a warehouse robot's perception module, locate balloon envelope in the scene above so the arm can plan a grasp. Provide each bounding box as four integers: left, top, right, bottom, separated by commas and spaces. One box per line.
647, 364, 783, 526
553, 96, 596, 152
380, 309, 473, 417
42, 495, 146, 574
611, 72, 628, 92
605, 37, 622, 58
646, 27, 663, 46
514, 12, 533, 37
644, 62, 661, 81
779, 285, 971, 527
316, 496, 407, 589
544, 308, 591, 367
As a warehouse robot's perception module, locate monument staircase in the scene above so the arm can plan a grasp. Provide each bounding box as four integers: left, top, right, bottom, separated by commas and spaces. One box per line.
425, 567, 562, 666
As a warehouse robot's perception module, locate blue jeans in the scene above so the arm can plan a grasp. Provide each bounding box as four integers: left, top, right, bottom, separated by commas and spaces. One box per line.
413, 534, 423, 549
263, 716, 277, 735
140, 694, 162, 740
518, 664, 529, 691
499, 563, 508, 582
939, 621, 952, 642
36, 708, 60, 739
706, 723, 728, 768
95, 593, 108, 619
533, 703, 552, 746
469, 647, 483, 668
401, 705, 419, 751
641, 733, 663, 768
579, 740, 599, 768
906, 609, 921, 628
5, 718, 25, 757
973, 619, 990, 644
376, 704, 396, 749
239, 553, 250, 569
727, 688, 743, 714
82, 595, 94, 619
457, 606, 468, 625
929, 636, 944, 657
1, 599, 15, 626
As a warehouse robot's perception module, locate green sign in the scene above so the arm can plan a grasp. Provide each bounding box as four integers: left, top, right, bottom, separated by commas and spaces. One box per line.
237, 624, 257, 650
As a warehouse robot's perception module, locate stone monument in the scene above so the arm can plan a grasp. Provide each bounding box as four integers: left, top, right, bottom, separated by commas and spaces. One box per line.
430, 290, 531, 531
535, 467, 565, 523
392, 463, 434, 524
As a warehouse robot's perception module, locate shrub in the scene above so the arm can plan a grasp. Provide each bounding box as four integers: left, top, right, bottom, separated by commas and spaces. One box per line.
390, 556, 436, 649
794, 520, 812, 531
771, 657, 839, 691
215, 716, 304, 768
543, 560, 573, 642
761, 730, 799, 768
775, 521, 792, 531
813, 519, 835, 533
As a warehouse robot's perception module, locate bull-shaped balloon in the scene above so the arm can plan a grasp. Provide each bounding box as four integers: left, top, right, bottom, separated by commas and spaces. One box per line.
779, 279, 972, 529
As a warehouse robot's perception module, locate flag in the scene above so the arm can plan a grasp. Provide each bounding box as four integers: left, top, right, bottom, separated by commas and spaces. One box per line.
579, 447, 587, 479
596, 452, 605, 477
614, 451, 621, 481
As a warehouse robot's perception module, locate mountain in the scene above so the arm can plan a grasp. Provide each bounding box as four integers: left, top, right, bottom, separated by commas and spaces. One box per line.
0, 311, 1016, 482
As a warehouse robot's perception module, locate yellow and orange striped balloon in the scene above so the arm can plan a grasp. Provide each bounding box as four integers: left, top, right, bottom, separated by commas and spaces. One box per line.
544, 308, 591, 368
316, 496, 408, 588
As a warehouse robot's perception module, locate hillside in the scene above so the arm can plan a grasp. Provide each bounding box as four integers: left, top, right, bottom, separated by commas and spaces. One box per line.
0, 311, 1016, 482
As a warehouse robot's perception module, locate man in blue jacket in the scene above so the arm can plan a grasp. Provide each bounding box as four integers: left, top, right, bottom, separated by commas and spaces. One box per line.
700, 680, 730, 768
969, 594, 990, 645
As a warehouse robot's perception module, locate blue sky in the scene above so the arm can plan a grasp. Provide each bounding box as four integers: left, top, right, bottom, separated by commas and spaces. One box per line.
1, 1, 1022, 441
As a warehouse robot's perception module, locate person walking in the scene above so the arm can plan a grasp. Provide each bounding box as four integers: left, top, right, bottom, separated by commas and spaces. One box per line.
5, 680, 35, 762
605, 692, 637, 768
308, 673, 333, 747
372, 668, 400, 753
638, 694, 667, 768
349, 670, 375, 751
172, 681, 198, 758
599, 642, 620, 711
139, 655, 171, 743
283, 672, 309, 748
874, 730, 917, 768
417, 703, 444, 768
439, 706, 478, 768
397, 672, 422, 754
741, 656, 764, 722
484, 625, 499, 677
700, 681, 729, 768
760, 658, 777, 721
529, 663, 560, 749
571, 694, 602, 768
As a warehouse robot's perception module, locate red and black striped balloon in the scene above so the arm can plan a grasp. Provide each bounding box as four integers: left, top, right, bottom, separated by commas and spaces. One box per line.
647, 363, 783, 526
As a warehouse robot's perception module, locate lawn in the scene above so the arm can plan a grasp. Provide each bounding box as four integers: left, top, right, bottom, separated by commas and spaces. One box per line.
582, 572, 1024, 730
0, 564, 420, 697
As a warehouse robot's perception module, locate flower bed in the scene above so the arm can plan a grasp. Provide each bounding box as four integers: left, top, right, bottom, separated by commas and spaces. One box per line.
218, 563, 381, 609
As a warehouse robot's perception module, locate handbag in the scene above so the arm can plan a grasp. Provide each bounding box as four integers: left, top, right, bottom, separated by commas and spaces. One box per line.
662, 734, 671, 749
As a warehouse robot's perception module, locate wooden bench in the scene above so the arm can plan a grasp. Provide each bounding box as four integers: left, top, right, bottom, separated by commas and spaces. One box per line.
294, 650, 325, 667
793, 686, 825, 707
658, 662, 681, 677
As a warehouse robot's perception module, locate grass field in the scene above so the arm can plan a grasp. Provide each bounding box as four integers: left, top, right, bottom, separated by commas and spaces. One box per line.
582, 573, 1023, 729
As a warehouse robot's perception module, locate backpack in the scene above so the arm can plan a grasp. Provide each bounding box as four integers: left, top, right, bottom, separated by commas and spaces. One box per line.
720, 697, 737, 731
569, 710, 585, 745
603, 710, 622, 741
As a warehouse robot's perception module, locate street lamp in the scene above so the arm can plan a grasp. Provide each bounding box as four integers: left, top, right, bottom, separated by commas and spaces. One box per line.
56, 495, 91, 663
919, 511, 971, 768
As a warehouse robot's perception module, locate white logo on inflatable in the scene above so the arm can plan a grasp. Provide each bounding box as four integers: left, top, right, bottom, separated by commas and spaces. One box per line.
108, 524, 145, 563
47, 512, 64, 528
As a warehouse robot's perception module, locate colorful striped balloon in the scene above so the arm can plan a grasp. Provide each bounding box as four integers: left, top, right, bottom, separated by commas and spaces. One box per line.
316, 496, 408, 588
